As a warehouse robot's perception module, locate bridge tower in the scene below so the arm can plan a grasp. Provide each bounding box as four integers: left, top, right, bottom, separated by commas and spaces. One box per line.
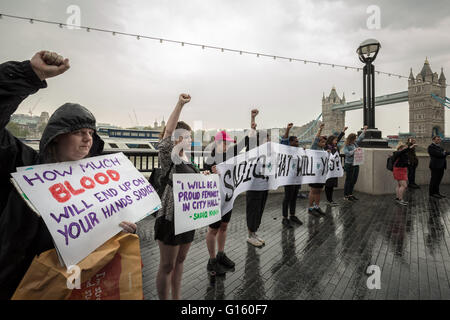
322, 86, 346, 136
408, 59, 446, 147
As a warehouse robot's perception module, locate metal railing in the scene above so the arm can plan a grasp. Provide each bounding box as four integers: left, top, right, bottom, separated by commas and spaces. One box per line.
102, 149, 211, 172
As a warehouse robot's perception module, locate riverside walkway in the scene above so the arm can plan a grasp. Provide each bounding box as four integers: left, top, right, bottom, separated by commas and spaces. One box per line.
136, 186, 450, 300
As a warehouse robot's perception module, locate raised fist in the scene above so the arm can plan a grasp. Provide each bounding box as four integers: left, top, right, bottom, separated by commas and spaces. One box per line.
287, 123, 294, 129
178, 93, 191, 105
30, 50, 70, 81
251, 109, 259, 118
344, 126, 348, 131
320, 123, 325, 129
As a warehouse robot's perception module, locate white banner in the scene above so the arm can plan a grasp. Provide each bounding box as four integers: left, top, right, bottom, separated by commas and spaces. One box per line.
353, 148, 364, 166
11, 152, 161, 267
216, 142, 343, 213
172, 173, 221, 235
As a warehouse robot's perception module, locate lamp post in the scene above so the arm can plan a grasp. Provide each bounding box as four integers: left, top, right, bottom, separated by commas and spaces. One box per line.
356, 39, 388, 148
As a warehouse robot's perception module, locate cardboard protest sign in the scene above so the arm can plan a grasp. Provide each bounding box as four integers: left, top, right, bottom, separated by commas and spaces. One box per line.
10, 152, 161, 267
12, 233, 143, 300
353, 148, 364, 166
216, 142, 343, 213
172, 173, 221, 235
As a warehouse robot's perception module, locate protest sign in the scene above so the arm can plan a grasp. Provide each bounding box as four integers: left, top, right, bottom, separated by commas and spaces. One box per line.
353, 148, 364, 166
172, 173, 221, 235
10, 152, 161, 267
216, 142, 343, 213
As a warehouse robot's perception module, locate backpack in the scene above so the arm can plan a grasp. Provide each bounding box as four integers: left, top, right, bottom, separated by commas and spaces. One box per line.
386, 155, 394, 171
386, 153, 398, 171
148, 162, 174, 198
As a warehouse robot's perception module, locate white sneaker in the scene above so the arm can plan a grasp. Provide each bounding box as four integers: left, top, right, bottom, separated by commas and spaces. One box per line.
247, 236, 263, 247
254, 233, 265, 244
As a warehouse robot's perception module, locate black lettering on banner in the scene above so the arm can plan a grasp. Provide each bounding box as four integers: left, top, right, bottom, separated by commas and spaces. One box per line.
253, 155, 268, 181
223, 170, 234, 201
321, 156, 328, 176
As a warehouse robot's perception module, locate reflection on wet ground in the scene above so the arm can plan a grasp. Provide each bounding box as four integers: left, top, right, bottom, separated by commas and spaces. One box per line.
138, 186, 450, 300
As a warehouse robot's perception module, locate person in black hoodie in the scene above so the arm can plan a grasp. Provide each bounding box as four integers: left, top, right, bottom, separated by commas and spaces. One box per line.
0, 51, 136, 299
428, 135, 450, 199
406, 138, 420, 189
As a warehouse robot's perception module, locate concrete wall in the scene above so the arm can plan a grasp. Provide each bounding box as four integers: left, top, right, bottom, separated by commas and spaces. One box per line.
352, 148, 450, 195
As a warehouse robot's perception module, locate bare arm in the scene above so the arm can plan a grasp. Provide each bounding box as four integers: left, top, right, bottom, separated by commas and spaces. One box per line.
316, 123, 325, 137
163, 93, 191, 139
283, 123, 293, 139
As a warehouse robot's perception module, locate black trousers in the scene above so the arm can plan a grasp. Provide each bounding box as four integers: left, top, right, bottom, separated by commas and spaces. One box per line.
282, 185, 300, 218
246, 190, 269, 233
408, 165, 417, 185
429, 168, 445, 196
325, 186, 334, 202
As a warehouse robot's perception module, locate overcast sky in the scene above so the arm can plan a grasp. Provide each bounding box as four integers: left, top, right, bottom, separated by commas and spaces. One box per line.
1, 0, 449, 136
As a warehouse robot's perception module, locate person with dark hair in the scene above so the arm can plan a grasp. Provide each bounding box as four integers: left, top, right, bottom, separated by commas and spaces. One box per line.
428, 135, 450, 199
280, 122, 303, 228
342, 126, 367, 201
0, 51, 136, 300
307, 123, 327, 217
245, 109, 270, 247
324, 126, 348, 206
406, 138, 419, 189
154, 93, 209, 300
392, 143, 416, 205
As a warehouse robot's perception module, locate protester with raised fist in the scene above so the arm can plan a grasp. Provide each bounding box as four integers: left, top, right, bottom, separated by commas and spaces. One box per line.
307, 123, 327, 217
343, 126, 367, 201
245, 109, 270, 247
0, 51, 136, 300
280, 122, 303, 228
324, 126, 347, 206
154, 93, 202, 300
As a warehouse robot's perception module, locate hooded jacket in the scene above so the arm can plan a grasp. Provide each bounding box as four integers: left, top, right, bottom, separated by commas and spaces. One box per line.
0, 60, 104, 299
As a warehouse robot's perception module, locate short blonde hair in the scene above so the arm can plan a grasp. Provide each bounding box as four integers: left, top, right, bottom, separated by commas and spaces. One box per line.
396, 143, 407, 151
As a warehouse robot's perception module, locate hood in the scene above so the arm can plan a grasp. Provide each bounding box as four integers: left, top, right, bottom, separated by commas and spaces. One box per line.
39, 103, 104, 158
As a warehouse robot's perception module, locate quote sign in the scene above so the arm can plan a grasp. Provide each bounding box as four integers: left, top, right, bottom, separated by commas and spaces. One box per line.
216, 142, 344, 214
353, 148, 365, 166
172, 174, 221, 235
11, 152, 161, 267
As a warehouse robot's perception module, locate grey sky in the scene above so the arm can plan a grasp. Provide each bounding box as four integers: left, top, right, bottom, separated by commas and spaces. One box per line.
0, 0, 448, 136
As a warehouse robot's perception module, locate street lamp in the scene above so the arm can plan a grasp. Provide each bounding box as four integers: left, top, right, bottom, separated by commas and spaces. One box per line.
356, 39, 388, 148
357, 39, 380, 129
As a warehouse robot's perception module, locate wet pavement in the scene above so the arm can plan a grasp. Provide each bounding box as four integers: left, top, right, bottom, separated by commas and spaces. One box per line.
136, 185, 450, 300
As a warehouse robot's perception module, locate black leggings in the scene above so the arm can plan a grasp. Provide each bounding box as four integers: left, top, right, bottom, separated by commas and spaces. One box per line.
282, 185, 300, 218
325, 186, 334, 202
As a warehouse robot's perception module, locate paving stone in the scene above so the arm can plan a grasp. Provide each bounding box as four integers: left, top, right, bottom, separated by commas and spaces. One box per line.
137, 186, 450, 299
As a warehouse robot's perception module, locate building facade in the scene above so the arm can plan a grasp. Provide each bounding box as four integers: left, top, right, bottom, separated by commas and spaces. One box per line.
322, 86, 346, 136
408, 59, 446, 147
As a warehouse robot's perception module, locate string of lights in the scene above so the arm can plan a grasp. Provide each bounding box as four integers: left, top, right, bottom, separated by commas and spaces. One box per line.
0, 12, 445, 85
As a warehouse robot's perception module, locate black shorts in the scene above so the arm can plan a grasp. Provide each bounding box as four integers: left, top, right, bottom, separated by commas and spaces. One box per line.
154, 215, 195, 246
309, 183, 325, 189
209, 210, 232, 229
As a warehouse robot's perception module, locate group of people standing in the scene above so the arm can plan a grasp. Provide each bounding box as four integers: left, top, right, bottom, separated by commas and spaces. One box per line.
1, 50, 449, 301
153, 99, 374, 299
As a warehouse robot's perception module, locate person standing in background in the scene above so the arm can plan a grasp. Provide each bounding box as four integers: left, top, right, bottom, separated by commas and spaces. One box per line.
407, 138, 420, 189
342, 126, 367, 201
428, 135, 450, 199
